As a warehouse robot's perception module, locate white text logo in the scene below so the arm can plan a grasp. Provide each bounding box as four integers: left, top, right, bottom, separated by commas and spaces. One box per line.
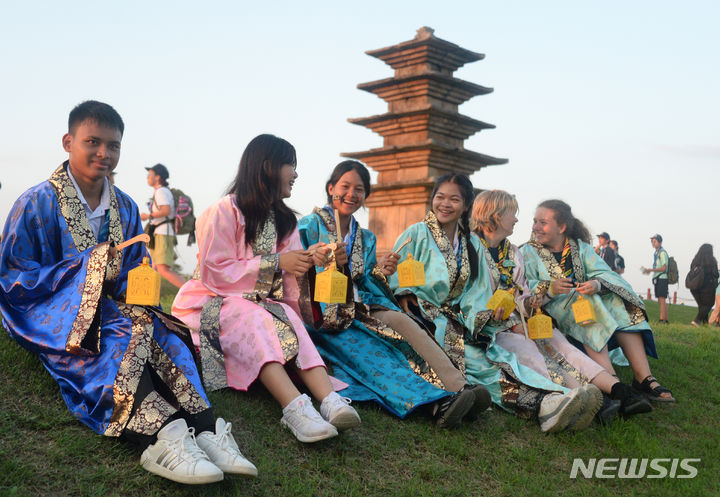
570, 458, 700, 479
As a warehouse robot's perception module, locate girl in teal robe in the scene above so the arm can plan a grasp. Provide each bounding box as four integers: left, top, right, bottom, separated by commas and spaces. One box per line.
472, 190, 651, 418
520, 199, 674, 402
298, 161, 482, 424
389, 175, 596, 432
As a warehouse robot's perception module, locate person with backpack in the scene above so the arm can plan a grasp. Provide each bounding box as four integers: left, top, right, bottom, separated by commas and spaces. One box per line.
686, 244, 719, 326
141, 163, 186, 288
642, 234, 669, 324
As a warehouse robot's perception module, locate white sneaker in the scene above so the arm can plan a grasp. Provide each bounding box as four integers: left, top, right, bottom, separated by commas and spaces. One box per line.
568, 384, 603, 431
197, 418, 258, 477
281, 394, 338, 443
140, 418, 223, 484
538, 388, 586, 433
320, 391, 361, 431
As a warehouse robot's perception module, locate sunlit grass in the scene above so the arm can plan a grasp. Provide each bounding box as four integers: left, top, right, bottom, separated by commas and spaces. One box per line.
1, 296, 717, 496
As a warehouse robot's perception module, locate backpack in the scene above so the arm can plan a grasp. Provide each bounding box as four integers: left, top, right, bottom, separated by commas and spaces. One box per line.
667, 255, 679, 285
685, 266, 704, 290
170, 188, 196, 245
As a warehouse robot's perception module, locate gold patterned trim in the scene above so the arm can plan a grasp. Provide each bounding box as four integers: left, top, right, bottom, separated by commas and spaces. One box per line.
419, 298, 466, 375
320, 299, 356, 331
535, 280, 551, 297
471, 310, 494, 341
260, 300, 300, 364
370, 265, 388, 285
424, 211, 469, 300
358, 305, 445, 389
536, 339, 590, 387
105, 304, 153, 436
568, 239, 586, 282
105, 303, 210, 436
530, 239, 647, 324
476, 242, 522, 331
66, 243, 111, 355
296, 272, 318, 327
597, 279, 647, 325
596, 279, 645, 310
528, 240, 564, 280
148, 339, 209, 415
48, 162, 125, 254
124, 391, 178, 435
246, 254, 281, 301
315, 207, 365, 281
497, 366, 545, 418
198, 296, 227, 391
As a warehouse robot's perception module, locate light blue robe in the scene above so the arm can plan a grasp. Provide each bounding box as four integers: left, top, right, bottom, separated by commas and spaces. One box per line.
388, 213, 566, 411
520, 238, 656, 359
298, 208, 448, 418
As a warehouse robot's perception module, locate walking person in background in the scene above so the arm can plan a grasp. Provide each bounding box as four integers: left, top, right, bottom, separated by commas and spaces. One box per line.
687, 244, 719, 326
609, 240, 624, 275
594, 232, 616, 271
642, 234, 669, 324
141, 163, 186, 288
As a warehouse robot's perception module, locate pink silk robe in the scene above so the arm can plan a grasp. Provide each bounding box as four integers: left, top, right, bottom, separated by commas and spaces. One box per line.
172, 195, 335, 391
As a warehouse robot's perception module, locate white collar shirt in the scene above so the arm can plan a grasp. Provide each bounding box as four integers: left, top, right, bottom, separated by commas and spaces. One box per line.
67, 168, 111, 240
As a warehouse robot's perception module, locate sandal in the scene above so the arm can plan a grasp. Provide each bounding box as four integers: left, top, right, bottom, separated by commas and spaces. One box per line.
632, 375, 676, 403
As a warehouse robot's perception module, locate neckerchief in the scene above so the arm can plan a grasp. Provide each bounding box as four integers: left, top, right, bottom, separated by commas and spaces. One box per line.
480, 236, 518, 290
559, 238, 574, 280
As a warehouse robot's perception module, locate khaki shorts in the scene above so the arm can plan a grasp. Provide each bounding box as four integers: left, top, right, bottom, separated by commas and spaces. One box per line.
149, 234, 177, 266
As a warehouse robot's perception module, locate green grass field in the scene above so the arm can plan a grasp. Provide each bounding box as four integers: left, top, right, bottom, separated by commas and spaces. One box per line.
1, 293, 718, 497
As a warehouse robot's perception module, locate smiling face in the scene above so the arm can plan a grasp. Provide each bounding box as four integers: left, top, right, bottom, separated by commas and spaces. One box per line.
532, 207, 566, 250
432, 181, 465, 228
63, 120, 121, 188
328, 170, 366, 217
279, 163, 298, 199
495, 208, 519, 239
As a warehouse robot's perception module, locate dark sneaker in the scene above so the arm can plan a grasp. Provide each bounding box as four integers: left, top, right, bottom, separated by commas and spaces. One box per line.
433, 389, 475, 428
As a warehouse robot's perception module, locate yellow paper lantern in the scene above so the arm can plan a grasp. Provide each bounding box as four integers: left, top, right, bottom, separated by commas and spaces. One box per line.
528, 309, 554, 339
397, 254, 426, 288
126, 257, 161, 306
486, 288, 516, 320
572, 295, 597, 326
314, 263, 348, 304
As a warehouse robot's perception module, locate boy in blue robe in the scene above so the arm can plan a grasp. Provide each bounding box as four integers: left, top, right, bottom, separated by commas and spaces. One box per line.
0, 101, 256, 484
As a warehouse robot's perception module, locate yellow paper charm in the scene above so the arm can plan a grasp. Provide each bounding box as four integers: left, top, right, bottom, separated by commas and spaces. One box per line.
572, 295, 597, 326
314, 261, 348, 304
126, 257, 161, 306
486, 287, 516, 320
528, 308, 553, 339
397, 253, 426, 288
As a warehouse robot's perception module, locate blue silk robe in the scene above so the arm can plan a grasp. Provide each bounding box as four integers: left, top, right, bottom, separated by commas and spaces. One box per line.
0, 163, 210, 437
388, 213, 565, 411
298, 208, 448, 418
520, 239, 656, 358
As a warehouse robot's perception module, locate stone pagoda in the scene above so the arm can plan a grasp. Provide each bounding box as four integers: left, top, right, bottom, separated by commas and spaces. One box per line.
342, 26, 507, 253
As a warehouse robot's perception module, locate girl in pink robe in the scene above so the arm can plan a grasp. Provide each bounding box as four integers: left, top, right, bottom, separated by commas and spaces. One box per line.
173, 134, 360, 443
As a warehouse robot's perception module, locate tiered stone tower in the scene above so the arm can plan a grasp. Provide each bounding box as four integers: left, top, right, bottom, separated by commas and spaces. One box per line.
342, 27, 507, 253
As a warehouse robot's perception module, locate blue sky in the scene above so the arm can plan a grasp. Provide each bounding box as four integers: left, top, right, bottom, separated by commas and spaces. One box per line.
1, 1, 718, 301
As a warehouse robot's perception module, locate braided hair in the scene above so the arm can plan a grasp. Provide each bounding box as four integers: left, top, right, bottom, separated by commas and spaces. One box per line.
431, 173, 479, 281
